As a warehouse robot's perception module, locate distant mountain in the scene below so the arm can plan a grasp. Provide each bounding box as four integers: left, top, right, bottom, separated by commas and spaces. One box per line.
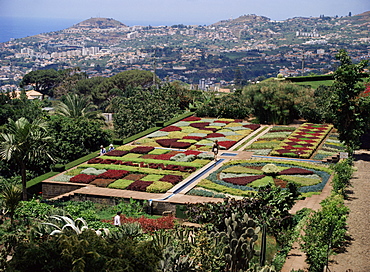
69, 18, 127, 29
212, 14, 270, 27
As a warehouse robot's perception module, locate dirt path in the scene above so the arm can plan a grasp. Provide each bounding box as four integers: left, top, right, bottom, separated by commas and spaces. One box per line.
328, 150, 370, 271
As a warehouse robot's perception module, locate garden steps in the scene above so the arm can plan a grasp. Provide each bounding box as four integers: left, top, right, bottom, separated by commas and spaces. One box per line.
321, 153, 340, 163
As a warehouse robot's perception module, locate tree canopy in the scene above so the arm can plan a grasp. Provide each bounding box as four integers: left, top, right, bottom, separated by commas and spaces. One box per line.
331, 49, 369, 151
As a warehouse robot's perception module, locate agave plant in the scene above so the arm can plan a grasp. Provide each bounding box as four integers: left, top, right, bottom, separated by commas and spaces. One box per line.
37, 215, 110, 237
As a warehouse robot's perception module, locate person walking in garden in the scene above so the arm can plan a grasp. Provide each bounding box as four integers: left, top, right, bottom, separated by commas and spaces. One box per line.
108, 144, 115, 152
114, 211, 122, 226
100, 145, 106, 156
212, 140, 220, 161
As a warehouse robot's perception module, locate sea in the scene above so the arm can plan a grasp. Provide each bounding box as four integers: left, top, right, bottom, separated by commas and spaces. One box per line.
0, 17, 82, 43
0, 16, 206, 43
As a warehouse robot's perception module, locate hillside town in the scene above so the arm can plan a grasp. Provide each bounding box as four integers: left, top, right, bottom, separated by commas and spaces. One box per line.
0, 12, 369, 91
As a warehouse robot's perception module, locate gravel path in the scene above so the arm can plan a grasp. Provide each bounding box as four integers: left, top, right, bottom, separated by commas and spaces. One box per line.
328, 150, 370, 271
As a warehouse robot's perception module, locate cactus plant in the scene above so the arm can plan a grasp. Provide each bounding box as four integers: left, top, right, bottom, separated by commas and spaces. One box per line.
221, 213, 261, 272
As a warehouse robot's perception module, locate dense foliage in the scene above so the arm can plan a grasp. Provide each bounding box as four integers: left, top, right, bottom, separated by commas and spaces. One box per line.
113, 84, 184, 138
241, 81, 314, 124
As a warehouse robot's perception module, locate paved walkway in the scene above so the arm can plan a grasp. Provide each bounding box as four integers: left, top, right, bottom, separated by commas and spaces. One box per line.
282, 150, 370, 271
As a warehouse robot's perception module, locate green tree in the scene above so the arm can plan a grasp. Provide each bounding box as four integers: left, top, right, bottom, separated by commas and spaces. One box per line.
19, 69, 61, 97
331, 49, 369, 152
242, 81, 314, 124
48, 115, 110, 163
0, 118, 54, 200
113, 84, 182, 138
53, 93, 103, 120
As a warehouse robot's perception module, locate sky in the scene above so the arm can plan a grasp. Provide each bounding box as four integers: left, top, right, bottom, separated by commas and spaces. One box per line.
0, 0, 369, 25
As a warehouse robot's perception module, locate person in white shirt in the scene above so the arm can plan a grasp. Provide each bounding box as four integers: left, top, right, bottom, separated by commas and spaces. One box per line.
114, 211, 122, 226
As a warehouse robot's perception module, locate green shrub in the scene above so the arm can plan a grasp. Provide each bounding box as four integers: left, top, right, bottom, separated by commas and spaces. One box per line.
141, 174, 164, 181
51, 164, 65, 172
300, 195, 349, 272
146, 181, 173, 193
108, 179, 135, 189
65, 168, 83, 176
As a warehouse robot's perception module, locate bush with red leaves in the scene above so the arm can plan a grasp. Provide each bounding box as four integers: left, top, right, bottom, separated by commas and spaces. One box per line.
160, 126, 182, 132
182, 136, 203, 140
97, 169, 130, 179
214, 120, 230, 124
218, 141, 237, 149
243, 124, 261, 130
70, 174, 96, 184
170, 141, 192, 149
182, 116, 201, 121
126, 180, 153, 191
223, 175, 265, 186
184, 150, 202, 156
153, 153, 176, 160
278, 168, 314, 175
156, 138, 179, 147
205, 133, 225, 138
201, 127, 218, 132
190, 122, 210, 129
105, 150, 128, 157
130, 146, 155, 154
159, 174, 183, 184
87, 157, 103, 164
107, 215, 175, 233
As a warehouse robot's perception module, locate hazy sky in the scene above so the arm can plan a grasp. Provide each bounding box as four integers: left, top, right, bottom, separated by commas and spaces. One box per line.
1, 0, 369, 25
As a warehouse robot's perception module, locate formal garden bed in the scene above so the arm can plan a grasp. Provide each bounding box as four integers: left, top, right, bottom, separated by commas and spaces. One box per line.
187, 159, 332, 198
242, 126, 296, 155
51, 146, 214, 193
312, 132, 346, 160
241, 123, 337, 160
131, 116, 261, 151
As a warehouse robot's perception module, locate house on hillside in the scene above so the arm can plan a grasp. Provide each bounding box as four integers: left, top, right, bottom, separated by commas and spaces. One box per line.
10, 90, 43, 100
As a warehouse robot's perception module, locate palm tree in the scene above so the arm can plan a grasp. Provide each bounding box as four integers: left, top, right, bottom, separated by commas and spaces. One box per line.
0, 183, 22, 225
54, 93, 103, 120
0, 117, 54, 200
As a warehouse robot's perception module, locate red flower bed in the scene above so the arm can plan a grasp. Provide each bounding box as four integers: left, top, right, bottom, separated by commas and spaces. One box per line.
70, 174, 96, 184
205, 133, 225, 138
160, 126, 182, 132
214, 120, 230, 124
182, 116, 201, 121
278, 168, 314, 175
119, 215, 175, 232
105, 150, 128, 157
201, 127, 218, 132
97, 169, 129, 179
130, 146, 155, 154
90, 178, 115, 187
190, 122, 210, 128
170, 141, 192, 149
243, 124, 261, 130
126, 180, 153, 191
218, 141, 236, 149
184, 150, 202, 156
159, 174, 183, 184
156, 138, 179, 147
100, 159, 119, 164
223, 175, 265, 185
182, 136, 204, 140
87, 157, 103, 164
153, 153, 176, 160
